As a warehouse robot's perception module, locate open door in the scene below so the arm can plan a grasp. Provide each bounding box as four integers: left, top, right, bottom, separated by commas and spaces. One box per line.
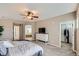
60, 21, 75, 51
25, 25, 32, 40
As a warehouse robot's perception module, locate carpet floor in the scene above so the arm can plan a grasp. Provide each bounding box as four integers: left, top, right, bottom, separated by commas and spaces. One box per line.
33, 41, 76, 56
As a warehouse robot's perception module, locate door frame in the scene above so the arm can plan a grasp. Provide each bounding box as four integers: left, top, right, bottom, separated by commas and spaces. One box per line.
24, 24, 33, 40
59, 21, 75, 51
13, 24, 21, 41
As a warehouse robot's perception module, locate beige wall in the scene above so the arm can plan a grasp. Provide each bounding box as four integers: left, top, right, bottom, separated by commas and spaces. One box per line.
0, 20, 13, 40
0, 12, 76, 48
35, 12, 76, 47
0, 19, 35, 41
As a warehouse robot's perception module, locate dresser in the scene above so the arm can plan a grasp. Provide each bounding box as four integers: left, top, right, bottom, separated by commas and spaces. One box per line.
36, 33, 48, 42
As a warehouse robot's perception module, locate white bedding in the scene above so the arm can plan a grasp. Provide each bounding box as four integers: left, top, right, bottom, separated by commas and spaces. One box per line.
8, 41, 43, 56
0, 41, 13, 55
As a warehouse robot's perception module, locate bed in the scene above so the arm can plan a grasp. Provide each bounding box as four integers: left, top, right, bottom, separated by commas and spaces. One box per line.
0, 41, 43, 56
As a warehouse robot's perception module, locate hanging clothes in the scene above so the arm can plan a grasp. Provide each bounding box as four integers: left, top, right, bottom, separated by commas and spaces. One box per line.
64, 29, 69, 43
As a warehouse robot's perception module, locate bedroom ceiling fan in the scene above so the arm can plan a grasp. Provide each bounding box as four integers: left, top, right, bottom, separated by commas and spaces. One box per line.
20, 9, 39, 20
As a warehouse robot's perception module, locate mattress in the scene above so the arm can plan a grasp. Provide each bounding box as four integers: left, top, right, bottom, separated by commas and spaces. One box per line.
8, 41, 43, 56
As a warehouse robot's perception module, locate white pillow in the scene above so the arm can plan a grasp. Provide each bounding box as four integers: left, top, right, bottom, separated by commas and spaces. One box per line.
3, 41, 14, 48
0, 45, 7, 55
0, 41, 3, 46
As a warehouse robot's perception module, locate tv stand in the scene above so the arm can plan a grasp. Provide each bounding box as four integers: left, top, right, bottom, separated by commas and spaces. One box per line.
36, 33, 48, 42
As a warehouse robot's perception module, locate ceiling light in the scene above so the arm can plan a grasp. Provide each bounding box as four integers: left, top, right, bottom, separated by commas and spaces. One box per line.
20, 9, 39, 20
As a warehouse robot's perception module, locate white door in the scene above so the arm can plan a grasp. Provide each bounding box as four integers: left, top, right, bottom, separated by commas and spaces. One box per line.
14, 25, 20, 40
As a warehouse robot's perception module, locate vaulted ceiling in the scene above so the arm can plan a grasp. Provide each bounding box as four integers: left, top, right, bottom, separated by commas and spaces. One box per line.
0, 3, 78, 21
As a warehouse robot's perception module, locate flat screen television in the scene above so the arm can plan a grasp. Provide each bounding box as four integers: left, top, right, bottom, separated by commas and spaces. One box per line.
39, 28, 46, 33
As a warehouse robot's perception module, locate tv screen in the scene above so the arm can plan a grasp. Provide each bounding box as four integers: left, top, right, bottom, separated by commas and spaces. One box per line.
39, 28, 46, 33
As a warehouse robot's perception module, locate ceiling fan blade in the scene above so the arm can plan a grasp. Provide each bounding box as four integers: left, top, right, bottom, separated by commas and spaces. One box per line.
20, 13, 27, 16
33, 16, 39, 18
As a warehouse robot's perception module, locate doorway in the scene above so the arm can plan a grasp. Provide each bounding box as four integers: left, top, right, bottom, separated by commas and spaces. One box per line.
24, 25, 32, 40
13, 24, 23, 40
60, 21, 75, 51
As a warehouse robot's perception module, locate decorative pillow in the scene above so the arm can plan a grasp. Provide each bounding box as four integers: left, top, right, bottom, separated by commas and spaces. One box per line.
0, 41, 7, 56
0, 41, 3, 45
0, 45, 7, 56
3, 41, 14, 48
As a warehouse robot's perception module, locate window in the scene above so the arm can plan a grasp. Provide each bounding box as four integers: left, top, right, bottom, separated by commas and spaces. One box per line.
25, 25, 32, 35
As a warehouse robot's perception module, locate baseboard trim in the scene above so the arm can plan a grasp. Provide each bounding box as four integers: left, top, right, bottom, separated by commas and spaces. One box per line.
47, 43, 61, 48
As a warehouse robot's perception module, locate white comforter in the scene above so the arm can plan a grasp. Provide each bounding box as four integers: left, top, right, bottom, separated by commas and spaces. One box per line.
8, 41, 43, 56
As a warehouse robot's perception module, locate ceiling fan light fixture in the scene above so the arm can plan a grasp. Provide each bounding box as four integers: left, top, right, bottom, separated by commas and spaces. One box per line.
27, 16, 32, 19
20, 9, 39, 20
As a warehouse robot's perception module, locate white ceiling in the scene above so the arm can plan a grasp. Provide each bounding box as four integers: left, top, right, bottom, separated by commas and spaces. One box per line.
0, 3, 78, 21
